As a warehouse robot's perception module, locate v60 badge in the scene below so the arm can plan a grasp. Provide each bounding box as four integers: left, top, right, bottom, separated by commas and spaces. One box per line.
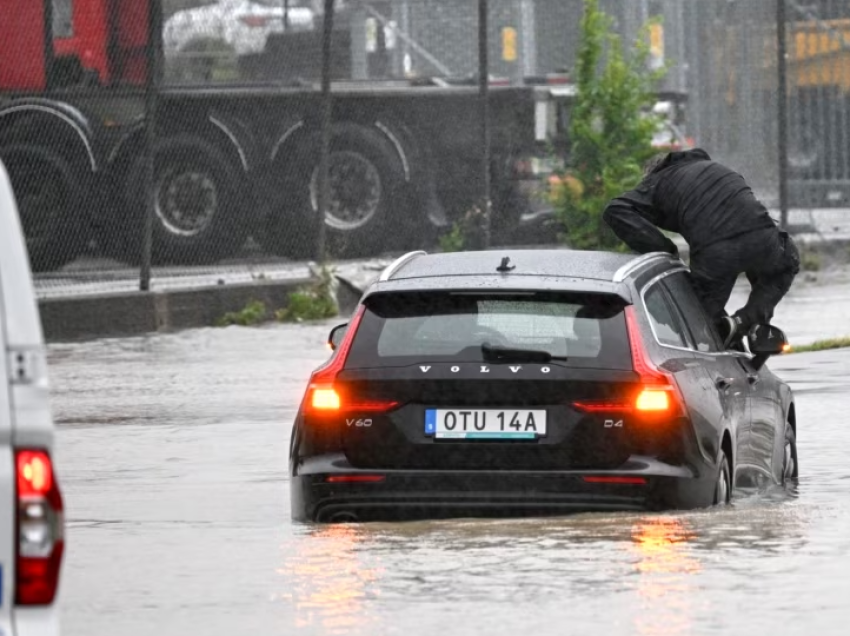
346, 418, 373, 427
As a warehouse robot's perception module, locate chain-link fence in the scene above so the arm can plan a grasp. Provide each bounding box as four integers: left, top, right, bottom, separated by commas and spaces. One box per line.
1, 0, 847, 299
681, 0, 850, 235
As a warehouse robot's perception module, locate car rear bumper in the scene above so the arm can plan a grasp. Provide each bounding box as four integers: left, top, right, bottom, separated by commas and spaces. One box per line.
290, 454, 717, 523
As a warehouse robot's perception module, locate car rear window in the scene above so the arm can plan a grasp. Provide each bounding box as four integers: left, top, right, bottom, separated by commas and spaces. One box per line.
345, 291, 632, 369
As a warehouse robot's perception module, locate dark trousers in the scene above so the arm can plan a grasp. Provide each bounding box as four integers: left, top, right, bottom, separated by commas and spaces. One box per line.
689, 227, 800, 329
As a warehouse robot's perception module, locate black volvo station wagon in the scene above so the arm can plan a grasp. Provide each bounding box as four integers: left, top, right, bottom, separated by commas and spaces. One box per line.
290, 249, 798, 523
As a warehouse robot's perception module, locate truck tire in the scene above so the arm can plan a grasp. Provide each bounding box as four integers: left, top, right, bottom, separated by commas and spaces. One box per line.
260, 123, 406, 259
105, 134, 248, 265
0, 143, 88, 272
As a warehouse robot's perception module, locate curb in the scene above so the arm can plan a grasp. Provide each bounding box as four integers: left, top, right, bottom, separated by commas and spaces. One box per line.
38, 277, 315, 342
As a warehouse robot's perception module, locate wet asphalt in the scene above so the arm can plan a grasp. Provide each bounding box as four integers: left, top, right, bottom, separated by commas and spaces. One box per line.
46, 270, 850, 636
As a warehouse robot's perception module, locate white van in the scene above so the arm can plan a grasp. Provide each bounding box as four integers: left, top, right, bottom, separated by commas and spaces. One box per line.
0, 160, 64, 634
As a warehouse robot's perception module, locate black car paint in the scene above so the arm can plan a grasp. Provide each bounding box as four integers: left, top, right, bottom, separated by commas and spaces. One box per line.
631, 261, 793, 489
289, 250, 794, 522
632, 265, 745, 482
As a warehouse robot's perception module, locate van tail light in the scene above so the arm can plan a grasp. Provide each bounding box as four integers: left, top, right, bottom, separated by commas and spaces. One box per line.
15, 449, 64, 606
572, 306, 684, 418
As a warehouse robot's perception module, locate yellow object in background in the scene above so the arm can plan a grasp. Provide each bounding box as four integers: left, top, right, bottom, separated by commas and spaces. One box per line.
548, 174, 584, 203
649, 23, 665, 69
502, 27, 517, 62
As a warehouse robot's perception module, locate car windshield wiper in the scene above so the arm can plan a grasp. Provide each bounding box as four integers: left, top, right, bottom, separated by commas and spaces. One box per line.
481, 343, 566, 363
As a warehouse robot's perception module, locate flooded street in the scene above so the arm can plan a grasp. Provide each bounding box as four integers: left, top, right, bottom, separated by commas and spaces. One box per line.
47, 273, 850, 636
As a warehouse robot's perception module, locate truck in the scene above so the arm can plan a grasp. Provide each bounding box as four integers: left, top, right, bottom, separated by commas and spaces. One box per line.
0, 0, 584, 272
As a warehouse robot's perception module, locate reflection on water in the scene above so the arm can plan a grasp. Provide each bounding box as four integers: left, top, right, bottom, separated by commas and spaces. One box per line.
273, 506, 811, 636
279, 524, 381, 636
629, 517, 701, 636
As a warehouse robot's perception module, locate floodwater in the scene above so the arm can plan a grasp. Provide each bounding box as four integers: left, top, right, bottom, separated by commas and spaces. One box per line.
48, 273, 850, 636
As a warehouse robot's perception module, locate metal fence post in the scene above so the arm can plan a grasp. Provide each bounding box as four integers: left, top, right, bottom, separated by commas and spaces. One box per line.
141, 0, 162, 292
316, 0, 335, 263
776, 0, 790, 229
478, 0, 491, 249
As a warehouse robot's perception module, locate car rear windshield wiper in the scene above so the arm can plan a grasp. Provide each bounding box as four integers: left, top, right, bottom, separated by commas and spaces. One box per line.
481, 343, 566, 363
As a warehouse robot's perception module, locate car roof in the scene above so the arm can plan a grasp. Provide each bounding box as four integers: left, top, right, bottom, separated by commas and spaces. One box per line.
384, 249, 677, 282
385, 249, 634, 281
364, 249, 680, 300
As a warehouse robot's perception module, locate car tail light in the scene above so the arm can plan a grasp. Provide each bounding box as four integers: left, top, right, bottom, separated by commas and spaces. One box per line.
15, 449, 64, 606
624, 305, 684, 416
308, 386, 399, 414
572, 306, 683, 418
325, 475, 385, 483
311, 387, 342, 410
239, 15, 272, 28
635, 387, 672, 412
583, 476, 647, 485
571, 401, 632, 413
302, 307, 400, 417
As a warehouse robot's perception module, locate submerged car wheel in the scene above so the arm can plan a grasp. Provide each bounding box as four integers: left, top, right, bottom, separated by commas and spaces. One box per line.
783, 424, 799, 484
713, 451, 731, 505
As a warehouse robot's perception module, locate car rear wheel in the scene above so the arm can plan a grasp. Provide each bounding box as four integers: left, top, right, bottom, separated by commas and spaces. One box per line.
782, 424, 799, 485
713, 451, 731, 505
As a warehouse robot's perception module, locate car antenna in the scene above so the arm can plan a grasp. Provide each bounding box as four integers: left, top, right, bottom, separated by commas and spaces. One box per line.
496, 256, 515, 273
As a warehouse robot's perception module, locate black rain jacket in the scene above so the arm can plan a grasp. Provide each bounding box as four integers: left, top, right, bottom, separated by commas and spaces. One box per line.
602, 148, 777, 258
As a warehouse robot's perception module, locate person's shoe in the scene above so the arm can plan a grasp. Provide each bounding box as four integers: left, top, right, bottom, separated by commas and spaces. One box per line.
715, 315, 742, 349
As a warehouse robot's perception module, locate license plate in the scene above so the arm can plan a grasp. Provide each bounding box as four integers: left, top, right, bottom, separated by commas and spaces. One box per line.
424, 408, 547, 440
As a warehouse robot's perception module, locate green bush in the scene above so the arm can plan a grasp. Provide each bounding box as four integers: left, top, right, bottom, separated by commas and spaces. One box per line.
275, 263, 339, 323
789, 336, 850, 353
438, 205, 486, 253
276, 291, 338, 322
799, 247, 822, 272
551, 0, 667, 250
215, 300, 268, 327
438, 222, 466, 253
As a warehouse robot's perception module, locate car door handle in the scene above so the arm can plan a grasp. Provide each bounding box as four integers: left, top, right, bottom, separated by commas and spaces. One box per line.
715, 377, 734, 390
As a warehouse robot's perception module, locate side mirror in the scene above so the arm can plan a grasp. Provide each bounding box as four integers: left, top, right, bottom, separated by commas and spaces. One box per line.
747, 324, 789, 369
328, 323, 348, 351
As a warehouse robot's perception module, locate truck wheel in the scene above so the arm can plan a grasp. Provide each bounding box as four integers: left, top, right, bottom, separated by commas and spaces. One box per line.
110, 135, 248, 265
261, 123, 406, 259
0, 143, 88, 272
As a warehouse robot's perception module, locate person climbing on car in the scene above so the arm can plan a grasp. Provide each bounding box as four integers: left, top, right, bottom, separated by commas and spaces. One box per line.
602, 148, 801, 349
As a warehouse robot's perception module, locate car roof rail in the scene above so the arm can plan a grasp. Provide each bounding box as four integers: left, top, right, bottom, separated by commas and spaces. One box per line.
612, 252, 678, 283
379, 250, 427, 281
